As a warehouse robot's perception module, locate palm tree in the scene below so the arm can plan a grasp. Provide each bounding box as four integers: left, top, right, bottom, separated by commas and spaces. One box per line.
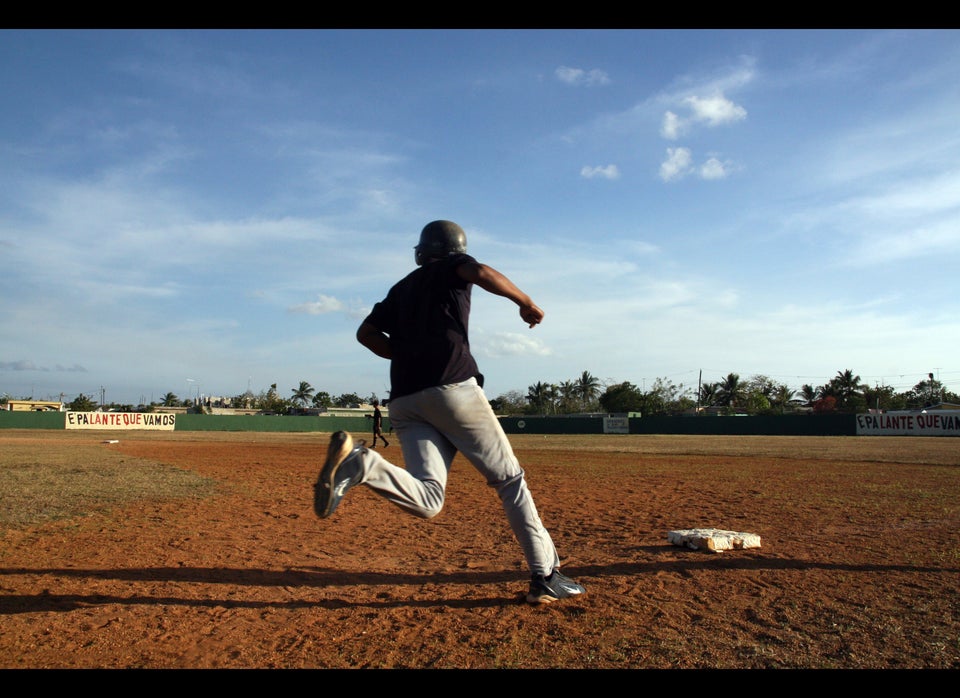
161, 392, 179, 407
557, 380, 578, 413
832, 369, 862, 410
575, 370, 601, 411
526, 381, 555, 415
773, 385, 795, 414
698, 382, 720, 409
291, 381, 315, 407
718, 373, 741, 408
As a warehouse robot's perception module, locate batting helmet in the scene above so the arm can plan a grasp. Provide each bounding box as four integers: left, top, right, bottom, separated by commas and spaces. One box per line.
414, 220, 467, 266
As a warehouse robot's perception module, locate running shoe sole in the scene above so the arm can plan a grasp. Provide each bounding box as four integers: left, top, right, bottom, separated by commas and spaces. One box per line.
314, 431, 354, 518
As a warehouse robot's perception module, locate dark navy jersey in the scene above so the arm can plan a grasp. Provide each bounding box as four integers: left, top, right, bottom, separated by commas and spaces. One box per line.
364, 253, 482, 400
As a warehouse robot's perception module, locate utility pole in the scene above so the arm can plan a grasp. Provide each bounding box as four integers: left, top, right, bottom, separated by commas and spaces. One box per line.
697, 370, 702, 414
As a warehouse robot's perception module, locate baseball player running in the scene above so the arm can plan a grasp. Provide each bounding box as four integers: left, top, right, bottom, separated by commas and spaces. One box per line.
313, 220, 585, 604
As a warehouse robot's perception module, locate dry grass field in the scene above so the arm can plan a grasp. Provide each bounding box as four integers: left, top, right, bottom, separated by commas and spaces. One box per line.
0, 428, 957, 670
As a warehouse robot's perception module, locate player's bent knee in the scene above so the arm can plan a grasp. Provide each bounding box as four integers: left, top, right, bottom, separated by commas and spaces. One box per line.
394, 500, 444, 519
417, 504, 444, 519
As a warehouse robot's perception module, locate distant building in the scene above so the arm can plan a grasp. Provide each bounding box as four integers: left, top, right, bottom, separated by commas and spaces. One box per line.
5, 400, 65, 412
878, 402, 960, 415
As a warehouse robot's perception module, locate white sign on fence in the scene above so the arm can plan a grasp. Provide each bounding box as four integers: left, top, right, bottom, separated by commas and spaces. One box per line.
855, 411, 960, 436
603, 416, 629, 434
65, 412, 177, 431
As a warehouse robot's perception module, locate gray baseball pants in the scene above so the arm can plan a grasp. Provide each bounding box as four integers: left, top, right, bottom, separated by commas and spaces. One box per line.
353, 377, 560, 577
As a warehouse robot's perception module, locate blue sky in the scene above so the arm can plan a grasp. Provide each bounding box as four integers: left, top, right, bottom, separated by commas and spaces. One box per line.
2, 29, 958, 407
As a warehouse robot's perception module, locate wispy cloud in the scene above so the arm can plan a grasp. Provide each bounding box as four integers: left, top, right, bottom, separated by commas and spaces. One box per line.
0, 360, 87, 372
555, 66, 610, 87
580, 164, 620, 180
478, 331, 553, 359
660, 93, 748, 140
289, 295, 346, 315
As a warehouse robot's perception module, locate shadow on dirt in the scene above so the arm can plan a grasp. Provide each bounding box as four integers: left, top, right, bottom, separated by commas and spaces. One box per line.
2, 550, 954, 615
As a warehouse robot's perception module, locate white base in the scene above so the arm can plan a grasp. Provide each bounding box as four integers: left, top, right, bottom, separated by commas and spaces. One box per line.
667, 528, 761, 553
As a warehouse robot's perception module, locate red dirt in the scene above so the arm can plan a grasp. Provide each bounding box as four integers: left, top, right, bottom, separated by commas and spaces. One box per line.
1, 430, 958, 669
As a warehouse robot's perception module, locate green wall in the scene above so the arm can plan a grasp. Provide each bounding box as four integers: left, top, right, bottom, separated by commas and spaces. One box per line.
629, 414, 854, 436
1, 410, 854, 436
0, 411, 65, 429
499, 414, 854, 436
0, 411, 380, 434
498, 416, 606, 434
175, 414, 376, 433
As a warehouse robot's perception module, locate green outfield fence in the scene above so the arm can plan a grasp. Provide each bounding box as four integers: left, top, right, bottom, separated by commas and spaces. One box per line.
1, 410, 856, 436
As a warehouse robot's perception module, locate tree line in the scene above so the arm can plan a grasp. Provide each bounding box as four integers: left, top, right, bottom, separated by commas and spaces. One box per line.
488, 369, 957, 417
4, 369, 955, 416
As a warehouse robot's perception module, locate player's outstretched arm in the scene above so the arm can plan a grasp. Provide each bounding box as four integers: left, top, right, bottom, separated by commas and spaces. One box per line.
457, 261, 544, 328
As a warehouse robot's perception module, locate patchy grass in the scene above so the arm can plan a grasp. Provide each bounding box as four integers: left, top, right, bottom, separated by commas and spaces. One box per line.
0, 440, 219, 528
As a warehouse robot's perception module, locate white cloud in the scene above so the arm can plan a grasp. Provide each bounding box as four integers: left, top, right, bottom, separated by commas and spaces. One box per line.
477, 331, 553, 359
288, 295, 346, 315
699, 157, 729, 180
580, 164, 620, 180
660, 110, 683, 140
849, 168, 960, 219
658, 92, 747, 145
681, 93, 747, 127
659, 147, 693, 182
660, 150, 736, 182
848, 217, 960, 267
555, 66, 611, 87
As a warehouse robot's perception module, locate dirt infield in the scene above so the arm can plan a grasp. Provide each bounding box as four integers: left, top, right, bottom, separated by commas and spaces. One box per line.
1, 429, 958, 669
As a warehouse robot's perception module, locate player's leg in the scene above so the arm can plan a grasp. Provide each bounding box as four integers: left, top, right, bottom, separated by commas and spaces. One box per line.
362, 393, 452, 517
423, 378, 563, 578
317, 386, 459, 519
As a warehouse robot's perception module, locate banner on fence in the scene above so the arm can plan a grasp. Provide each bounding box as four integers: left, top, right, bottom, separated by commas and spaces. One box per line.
603, 416, 629, 434
65, 412, 177, 431
855, 411, 960, 436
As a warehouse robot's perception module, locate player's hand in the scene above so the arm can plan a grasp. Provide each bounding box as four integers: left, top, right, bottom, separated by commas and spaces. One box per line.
520, 303, 544, 328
